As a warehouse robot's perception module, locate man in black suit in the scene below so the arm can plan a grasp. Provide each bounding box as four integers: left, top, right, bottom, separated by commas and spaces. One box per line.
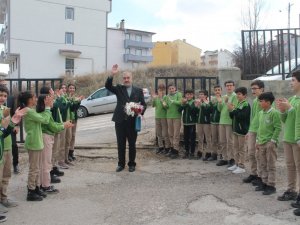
105, 65, 147, 172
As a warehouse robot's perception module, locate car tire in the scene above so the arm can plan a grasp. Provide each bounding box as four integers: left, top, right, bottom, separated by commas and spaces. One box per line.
77, 106, 88, 118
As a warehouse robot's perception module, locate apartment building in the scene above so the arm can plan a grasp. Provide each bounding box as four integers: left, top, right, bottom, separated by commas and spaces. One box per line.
107, 20, 155, 70
151, 39, 202, 67
200, 49, 235, 69
0, 0, 111, 78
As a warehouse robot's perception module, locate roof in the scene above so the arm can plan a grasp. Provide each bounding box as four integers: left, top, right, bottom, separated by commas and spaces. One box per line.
107, 27, 155, 35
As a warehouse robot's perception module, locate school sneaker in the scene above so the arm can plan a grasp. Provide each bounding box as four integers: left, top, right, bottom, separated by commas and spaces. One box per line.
170, 149, 179, 159
216, 160, 228, 166
1, 199, 18, 208
294, 208, 300, 216
50, 174, 61, 184
0, 204, 8, 214
51, 167, 64, 176
202, 153, 211, 161
227, 159, 235, 167
262, 185, 276, 195
41, 186, 59, 194
0, 215, 7, 223
156, 147, 164, 154
27, 189, 43, 201
35, 186, 47, 198
255, 183, 267, 191
243, 175, 258, 183
291, 194, 300, 208
232, 167, 246, 174
252, 177, 263, 186
277, 190, 298, 201
162, 148, 170, 155
58, 161, 69, 169
207, 153, 218, 161
197, 151, 203, 160
228, 164, 238, 171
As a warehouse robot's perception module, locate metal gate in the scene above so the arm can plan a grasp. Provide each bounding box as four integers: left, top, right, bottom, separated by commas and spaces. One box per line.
5, 78, 63, 142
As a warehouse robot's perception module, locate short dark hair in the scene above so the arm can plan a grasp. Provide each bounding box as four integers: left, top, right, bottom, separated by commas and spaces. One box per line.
18, 91, 34, 108
199, 90, 208, 96
0, 84, 9, 95
214, 85, 222, 89
235, 87, 247, 96
185, 89, 194, 94
40, 86, 51, 94
258, 92, 275, 104
292, 70, 300, 82
59, 83, 66, 90
167, 83, 175, 88
67, 83, 76, 90
36, 94, 47, 113
251, 80, 265, 89
224, 80, 235, 86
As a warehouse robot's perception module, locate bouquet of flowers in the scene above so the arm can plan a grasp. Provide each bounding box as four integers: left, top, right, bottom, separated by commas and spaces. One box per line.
125, 102, 144, 117
124, 102, 144, 132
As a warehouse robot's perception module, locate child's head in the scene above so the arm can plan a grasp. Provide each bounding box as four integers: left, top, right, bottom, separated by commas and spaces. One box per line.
235, 87, 247, 102
59, 84, 67, 94
67, 84, 76, 95
213, 85, 222, 96
18, 91, 36, 108
291, 70, 300, 93
36, 94, 53, 113
0, 84, 9, 106
224, 80, 235, 94
258, 92, 275, 110
40, 86, 51, 95
184, 89, 194, 100
167, 83, 176, 94
250, 80, 264, 97
199, 90, 208, 101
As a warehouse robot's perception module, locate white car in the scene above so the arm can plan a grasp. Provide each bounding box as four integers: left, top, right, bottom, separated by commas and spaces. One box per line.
77, 87, 151, 118
254, 58, 300, 81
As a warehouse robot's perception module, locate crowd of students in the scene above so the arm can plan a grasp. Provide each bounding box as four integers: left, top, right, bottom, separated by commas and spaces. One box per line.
152, 70, 300, 217
0, 83, 82, 223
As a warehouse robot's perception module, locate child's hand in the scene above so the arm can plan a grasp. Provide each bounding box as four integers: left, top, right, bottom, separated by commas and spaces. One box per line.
64, 121, 74, 129
162, 101, 167, 107
181, 98, 187, 105
3, 108, 10, 118
216, 96, 222, 103
1, 117, 10, 129
49, 88, 55, 97
44, 95, 54, 108
194, 99, 201, 107
224, 96, 229, 103
227, 103, 234, 111
11, 107, 28, 124
276, 98, 291, 112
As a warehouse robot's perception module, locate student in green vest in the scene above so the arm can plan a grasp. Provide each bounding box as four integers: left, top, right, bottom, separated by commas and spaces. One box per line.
276, 71, 300, 217
152, 84, 170, 154
18, 91, 52, 201
216, 80, 238, 167
209, 85, 222, 161
243, 80, 265, 184
228, 87, 251, 174
163, 84, 182, 159
255, 92, 281, 195
195, 90, 212, 160
179, 89, 197, 159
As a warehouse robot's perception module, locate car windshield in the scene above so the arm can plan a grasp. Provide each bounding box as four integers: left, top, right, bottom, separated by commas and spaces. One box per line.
266, 58, 300, 76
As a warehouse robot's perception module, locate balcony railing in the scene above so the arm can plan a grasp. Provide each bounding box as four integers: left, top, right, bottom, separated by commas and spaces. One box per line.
124, 54, 153, 62
124, 39, 154, 49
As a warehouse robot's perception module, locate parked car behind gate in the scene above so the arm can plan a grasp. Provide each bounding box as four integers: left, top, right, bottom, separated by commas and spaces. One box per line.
77, 87, 151, 118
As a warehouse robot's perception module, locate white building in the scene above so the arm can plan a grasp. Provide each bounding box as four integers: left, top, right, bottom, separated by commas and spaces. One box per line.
200, 49, 235, 69
107, 20, 155, 70
0, 0, 111, 79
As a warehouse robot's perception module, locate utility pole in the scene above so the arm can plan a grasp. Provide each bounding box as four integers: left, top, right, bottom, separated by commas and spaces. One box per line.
288, 2, 294, 29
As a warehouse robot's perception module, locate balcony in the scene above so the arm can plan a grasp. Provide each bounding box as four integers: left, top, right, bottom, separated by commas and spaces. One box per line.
124, 39, 154, 49
0, 27, 5, 43
0, 51, 17, 64
124, 54, 153, 63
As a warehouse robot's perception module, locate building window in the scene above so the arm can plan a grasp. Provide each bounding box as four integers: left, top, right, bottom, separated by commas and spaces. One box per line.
125, 49, 130, 54
65, 32, 74, 44
65, 7, 74, 20
135, 35, 142, 42
136, 49, 142, 56
65, 58, 74, 75
125, 34, 130, 40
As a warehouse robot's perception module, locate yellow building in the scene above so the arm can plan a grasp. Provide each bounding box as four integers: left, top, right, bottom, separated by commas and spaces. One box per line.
151, 39, 202, 66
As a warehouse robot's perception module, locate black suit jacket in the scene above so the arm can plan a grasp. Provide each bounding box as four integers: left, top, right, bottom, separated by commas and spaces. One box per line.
105, 76, 147, 123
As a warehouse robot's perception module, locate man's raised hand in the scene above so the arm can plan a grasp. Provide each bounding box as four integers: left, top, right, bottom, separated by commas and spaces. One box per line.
111, 64, 119, 76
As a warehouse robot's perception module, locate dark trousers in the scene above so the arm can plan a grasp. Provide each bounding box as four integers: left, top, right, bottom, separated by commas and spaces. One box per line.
115, 119, 137, 167
184, 125, 196, 154
11, 131, 19, 167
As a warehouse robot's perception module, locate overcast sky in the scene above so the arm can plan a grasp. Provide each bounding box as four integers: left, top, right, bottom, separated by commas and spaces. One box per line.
108, 0, 300, 52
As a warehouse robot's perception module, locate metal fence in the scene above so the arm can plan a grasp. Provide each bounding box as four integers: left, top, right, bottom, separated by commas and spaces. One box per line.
6, 78, 63, 142
241, 28, 300, 80
154, 76, 219, 98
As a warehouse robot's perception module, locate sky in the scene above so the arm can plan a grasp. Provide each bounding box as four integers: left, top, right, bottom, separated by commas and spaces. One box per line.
108, 0, 300, 52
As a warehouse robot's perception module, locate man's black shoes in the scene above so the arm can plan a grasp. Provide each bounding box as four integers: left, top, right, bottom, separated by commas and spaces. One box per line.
243, 175, 258, 183
216, 160, 228, 166
277, 190, 298, 201
262, 185, 276, 195
116, 166, 125, 172
128, 166, 135, 172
